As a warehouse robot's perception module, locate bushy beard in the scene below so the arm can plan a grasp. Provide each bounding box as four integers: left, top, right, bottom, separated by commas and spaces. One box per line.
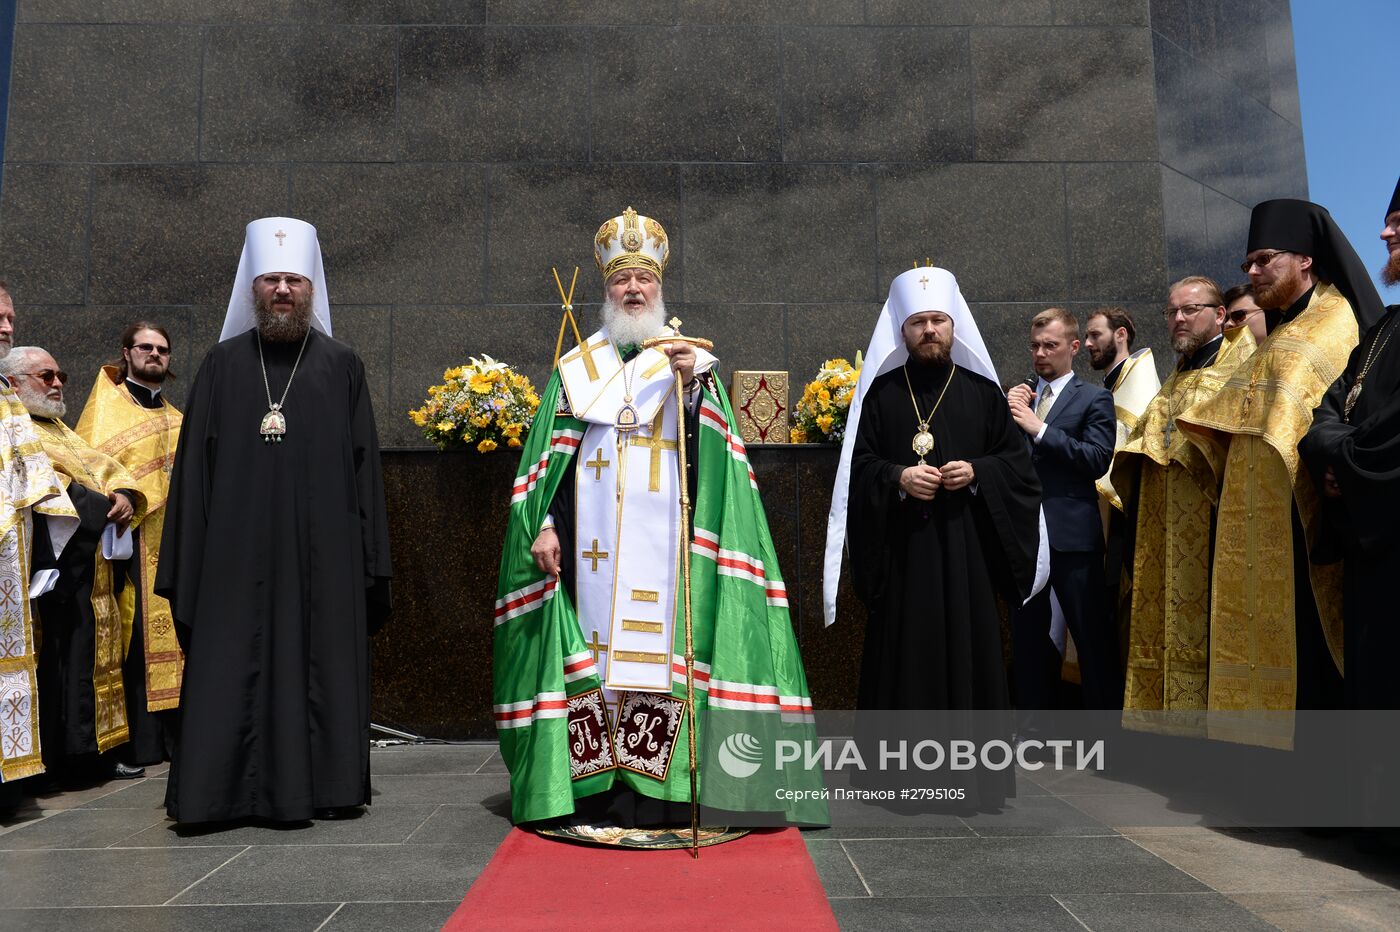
255, 291, 314, 343
1381, 250, 1400, 288
1087, 343, 1112, 370
1255, 263, 1306, 310
15, 382, 64, 419
0, 342, 11, 361
602, 294, 667, 348
131, 357, 168, 383
1172, 327, 1214, 357
907, 336, 951, 365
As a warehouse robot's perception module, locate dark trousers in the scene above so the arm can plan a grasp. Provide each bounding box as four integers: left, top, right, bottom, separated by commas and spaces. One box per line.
1013, 546, 1123, 716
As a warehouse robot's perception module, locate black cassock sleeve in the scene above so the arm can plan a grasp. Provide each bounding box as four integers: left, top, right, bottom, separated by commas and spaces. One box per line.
350, 355, 393, 634
154, 347, 217, 633
848, 383, 901, 609
1300, 307, 1400, 561
966, 390, 1043, 602
43, 482, 110, 605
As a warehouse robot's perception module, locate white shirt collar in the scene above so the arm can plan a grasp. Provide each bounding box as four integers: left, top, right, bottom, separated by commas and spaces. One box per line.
1036, 370, 1075, 396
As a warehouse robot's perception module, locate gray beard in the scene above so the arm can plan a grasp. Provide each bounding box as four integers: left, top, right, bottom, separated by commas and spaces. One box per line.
0, 343, 11, 361
602, 296, 667, 348
255, 302, 313, 343
18, 388, 64, 419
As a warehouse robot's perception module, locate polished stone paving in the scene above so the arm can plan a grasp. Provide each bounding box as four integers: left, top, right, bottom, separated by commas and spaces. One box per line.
2, 744, 1398, 930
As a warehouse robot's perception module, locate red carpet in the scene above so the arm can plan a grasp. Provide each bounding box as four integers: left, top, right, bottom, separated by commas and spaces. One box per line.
442, 827, 839, 931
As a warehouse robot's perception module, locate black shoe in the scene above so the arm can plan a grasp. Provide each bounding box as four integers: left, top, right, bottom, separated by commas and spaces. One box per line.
112, 762, 146, 780
314, 806, 362, 821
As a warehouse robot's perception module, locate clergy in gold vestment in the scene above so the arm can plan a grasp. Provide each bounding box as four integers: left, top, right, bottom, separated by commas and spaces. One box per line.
1176, 199, 1382, 749
1112, 279, 1255, 737
0, 362, 78, 792
77, 326, 184, 766
0, 347, 147, 767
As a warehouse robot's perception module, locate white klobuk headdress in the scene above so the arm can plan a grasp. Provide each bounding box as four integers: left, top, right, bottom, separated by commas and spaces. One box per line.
822, 266, 1048, 626
220, 217, 333, 341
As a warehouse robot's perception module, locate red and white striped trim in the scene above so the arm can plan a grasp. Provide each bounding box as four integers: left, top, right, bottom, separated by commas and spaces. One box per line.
563, 650, 598, 684
698, 399, 759, 489
510, 429, 584, 503
766, 579, 789, 608
493, 577, 557, 626
708, 678, 781, 711
494, 691, 568, 729
671, 656, 712, 690
691, 528, 767, 587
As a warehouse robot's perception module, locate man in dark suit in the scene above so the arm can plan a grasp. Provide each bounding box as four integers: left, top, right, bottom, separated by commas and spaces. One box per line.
1007, 308, 1120, 714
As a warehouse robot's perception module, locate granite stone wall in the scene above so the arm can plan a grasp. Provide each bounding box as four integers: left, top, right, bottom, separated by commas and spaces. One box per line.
0, 0, 1309, 735
0, 0, 1305, 449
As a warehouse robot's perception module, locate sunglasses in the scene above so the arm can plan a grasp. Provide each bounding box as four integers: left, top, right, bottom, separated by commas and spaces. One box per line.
1239, 250, 1293, 275
131, 342, 171, 356
1227, 308, 1260, 324
16, 369, 68, 385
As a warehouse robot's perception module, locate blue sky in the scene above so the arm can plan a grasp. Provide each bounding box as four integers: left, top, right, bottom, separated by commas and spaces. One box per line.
1294, 0, 1399, 293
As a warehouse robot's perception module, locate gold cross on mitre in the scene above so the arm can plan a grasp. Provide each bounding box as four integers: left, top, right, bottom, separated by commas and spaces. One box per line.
911, 257, 935, 288
275, 229, 286, 246
550, 266, 586, 372
630, 406, 677, 492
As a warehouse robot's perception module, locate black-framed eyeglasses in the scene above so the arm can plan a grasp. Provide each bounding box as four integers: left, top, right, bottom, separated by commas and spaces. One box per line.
130, 342, 170, 356
1162, 303, 1216, 320
1240, 250, 1293, 274
15, 369, 67, 385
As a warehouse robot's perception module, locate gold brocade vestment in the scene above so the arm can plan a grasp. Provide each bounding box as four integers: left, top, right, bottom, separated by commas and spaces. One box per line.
1112, 328, 1255, 736
0, 383, 77, 781
32, 416, 148, 754
76, 367, 184, 711
1176, 283, 1356, 749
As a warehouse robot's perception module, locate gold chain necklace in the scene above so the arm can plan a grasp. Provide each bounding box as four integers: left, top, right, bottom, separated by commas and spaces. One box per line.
1344, 313, 1399, 421
615, 347, 640, 433
257, 329, 311, 443
903, 362, 956, 465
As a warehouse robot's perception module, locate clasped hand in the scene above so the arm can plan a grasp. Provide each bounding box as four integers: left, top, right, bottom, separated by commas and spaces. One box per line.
900, 460, 975, 501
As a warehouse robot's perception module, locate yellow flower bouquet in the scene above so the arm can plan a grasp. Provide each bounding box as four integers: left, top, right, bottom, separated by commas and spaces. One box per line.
409, 355, 541, 452
790, 356, 862, 443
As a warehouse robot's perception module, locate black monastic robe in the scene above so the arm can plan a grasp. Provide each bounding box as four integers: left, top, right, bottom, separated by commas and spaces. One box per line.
36, 477, 120, 765
156, 329, 391, 823
1301, 303, 1400, 708
849, 361, 1041, 709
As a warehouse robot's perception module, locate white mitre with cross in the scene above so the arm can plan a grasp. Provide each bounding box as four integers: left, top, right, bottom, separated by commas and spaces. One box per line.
220, 216, 333, 341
